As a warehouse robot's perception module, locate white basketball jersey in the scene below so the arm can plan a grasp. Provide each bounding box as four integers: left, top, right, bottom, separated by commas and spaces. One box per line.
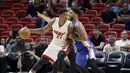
51, 18, 71, 47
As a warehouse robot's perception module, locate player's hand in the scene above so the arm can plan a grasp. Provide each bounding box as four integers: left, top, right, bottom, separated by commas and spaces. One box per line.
37, 12, 43, 18
20, 27, 28, 31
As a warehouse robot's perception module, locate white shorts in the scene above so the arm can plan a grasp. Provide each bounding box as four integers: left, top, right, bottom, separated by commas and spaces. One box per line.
42, 43, 69, 63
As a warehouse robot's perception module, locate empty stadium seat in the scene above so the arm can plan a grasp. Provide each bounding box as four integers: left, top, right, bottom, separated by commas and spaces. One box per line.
88, 32, 93, 37
103, 31, 117, 38
92, 3, 106, 12
84, 24, 95, 33
1, 10, 15, 18
79, 17, 89, 24
110, 24, 125, 37
111, 24, 125, 32
15, 10, 26, 18
23, 3, 32, 9
0, 17, 4, 24
89, 17, 101, 25
4, 17, 19, 25
35, 38, 41, 43
19, 17, 32, 25
10, 24, 23, 30
26, 24, 36, 28
97, 10, 106, 16
106, 52, 125, 73
96, 51, 107, 71
55, 3, 66, 9
0, 24, 9, 31
44, 32, 53, 37
121, 53, 130, 73
98, 24, 110, 34
0, 3, 12, 9
83, 10, 98, 18
0, 31, 9, 38
11, 3, 24, 11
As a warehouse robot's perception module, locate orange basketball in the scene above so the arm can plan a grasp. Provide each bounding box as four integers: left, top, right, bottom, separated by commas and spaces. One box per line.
18, 27, 31, 39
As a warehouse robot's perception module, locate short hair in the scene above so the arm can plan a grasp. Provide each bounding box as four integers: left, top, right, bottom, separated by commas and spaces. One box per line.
71, 8, 81, 16
94, 26, 99, 30
58, 8, 68, 15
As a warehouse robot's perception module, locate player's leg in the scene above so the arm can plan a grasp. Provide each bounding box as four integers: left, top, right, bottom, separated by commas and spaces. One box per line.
52, 60, 58, 73
57, 51, 66, 73
67, 48, 76, 73
87, 58, 105, 73
76, 64, 90, 73
29, 57, 49, 73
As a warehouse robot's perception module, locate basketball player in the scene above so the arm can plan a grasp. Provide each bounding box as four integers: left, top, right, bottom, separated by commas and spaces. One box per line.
68, 8, 105, 73
20, 8, 74, 73
37, 8, 105, 73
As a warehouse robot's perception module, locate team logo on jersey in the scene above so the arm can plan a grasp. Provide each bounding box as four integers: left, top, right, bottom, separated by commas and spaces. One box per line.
54, 30, 65, 39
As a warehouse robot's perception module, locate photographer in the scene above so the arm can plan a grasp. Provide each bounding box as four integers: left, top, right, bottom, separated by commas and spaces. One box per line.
0, 45, 7, 73
6, 36, 26, 72
17, 43, 40, 72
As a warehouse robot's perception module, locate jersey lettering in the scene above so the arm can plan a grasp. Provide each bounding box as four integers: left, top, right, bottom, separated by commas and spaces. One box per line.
54, 30, 65, 39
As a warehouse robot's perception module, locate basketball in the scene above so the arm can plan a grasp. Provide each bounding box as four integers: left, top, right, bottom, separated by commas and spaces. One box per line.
18, 27, 31, 39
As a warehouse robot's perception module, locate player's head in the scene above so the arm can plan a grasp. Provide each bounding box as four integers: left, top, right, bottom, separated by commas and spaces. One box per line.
58, 8, 69, 20
69, 8, 81, 20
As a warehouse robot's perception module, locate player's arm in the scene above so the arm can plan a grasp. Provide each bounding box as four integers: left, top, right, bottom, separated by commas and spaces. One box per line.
74, 22, 89, 41
68, 23, 74, 42
67, 23, 75, 49
37, 12, 52, 23
29, 19, 55, 34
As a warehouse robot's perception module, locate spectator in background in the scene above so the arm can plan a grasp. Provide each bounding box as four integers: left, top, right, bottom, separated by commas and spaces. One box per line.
0, 45, 7, 73
34, 37, 48, 58
127, 0, 130, 10
90, 26, 105, 51
101, 4, 117, 27
6, 30, 18, 51
45, 0, 56, 17
80, 0, 92, 12
124, 20, 130, 30
34, 38, 51, 73
36, 11, 48, 28
111, 1, 123, 15
103, 35, 120, 53
10, 36, 25, 53
26, 0, 44, 19
0, 38, 6, 48
116, 30, 130, 52
117, 3, 130, 24
17, 44, 40, 72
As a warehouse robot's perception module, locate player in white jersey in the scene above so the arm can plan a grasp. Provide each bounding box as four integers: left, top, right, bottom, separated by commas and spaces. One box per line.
20, 8, 74, 73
